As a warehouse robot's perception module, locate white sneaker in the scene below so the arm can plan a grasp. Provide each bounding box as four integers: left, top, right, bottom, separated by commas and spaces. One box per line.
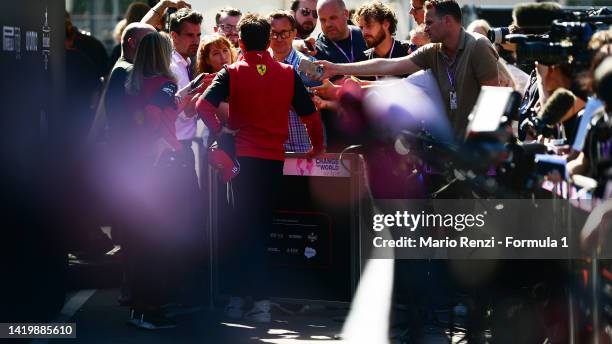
244, 300, 271, 323
224, 296, 244, 319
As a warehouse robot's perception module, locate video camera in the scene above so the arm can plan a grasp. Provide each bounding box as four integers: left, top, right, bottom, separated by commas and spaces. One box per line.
488, 8, 612, 67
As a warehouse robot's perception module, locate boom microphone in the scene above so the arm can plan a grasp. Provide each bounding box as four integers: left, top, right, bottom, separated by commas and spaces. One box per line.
537, 87, 576, 125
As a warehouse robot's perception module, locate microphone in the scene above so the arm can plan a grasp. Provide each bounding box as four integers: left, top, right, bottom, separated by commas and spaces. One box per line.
520, 88, 576, 138
537, 87, 576, 125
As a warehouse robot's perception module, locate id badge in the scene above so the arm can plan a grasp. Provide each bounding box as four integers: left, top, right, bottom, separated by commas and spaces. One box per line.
449, 91, 458, 110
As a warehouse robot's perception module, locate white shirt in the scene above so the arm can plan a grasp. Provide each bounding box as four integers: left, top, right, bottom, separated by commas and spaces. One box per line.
170, 50, 197, 141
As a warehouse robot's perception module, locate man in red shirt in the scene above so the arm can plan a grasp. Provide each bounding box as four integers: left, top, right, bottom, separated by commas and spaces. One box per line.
196, 13, 324, 322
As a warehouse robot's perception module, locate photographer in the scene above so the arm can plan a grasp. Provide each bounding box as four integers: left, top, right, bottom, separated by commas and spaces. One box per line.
510, 2, 565, 140
568, 30, 612, 178
522, 62, 587, 145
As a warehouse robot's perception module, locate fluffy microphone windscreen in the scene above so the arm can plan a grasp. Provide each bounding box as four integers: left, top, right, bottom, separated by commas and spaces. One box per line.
537, 88, 576, 125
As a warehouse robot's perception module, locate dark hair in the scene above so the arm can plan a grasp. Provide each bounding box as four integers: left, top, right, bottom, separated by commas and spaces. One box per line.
268, 10, 298, 30
424, 0, 462, 23
169, 8, 203, 33
216, 7, 243, 25
353, 1, 398, 36
594, 56, 612, 105
290, 0, 301, 12
237, 13, 271, 51
511, 2, 564, 35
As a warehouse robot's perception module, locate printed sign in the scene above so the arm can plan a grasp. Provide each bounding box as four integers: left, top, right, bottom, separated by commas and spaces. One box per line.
283, 157, 351, 177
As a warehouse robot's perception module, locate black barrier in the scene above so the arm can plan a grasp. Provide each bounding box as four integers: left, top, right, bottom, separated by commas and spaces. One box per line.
209, 153, 368, 304
1, 0, 67, 322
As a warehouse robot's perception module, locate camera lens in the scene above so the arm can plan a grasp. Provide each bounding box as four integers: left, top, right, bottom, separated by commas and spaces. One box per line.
487, 27, 510, 44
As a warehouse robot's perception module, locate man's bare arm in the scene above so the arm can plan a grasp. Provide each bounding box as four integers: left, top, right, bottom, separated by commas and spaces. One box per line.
314, 56, 421, 80
480, 77, 499, 87
141, 0, 191, 29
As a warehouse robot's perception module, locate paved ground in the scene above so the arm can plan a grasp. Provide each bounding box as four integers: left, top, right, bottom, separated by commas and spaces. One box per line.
44, 288, 457, 344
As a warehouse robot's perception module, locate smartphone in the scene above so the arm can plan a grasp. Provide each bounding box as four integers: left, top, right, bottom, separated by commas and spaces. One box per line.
165, 7, 178, 32
298, 59, 324, 79
188, 72, 209, 94
305, 40, 316, 52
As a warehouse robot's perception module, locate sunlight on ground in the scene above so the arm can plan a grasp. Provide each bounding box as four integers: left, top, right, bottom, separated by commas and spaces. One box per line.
220, 322, 256, 329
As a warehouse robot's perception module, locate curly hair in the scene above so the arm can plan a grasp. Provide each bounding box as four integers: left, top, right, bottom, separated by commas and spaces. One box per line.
353, 1, 398, 36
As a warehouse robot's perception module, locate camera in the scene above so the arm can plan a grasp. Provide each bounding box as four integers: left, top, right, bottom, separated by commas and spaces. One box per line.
487, 27, 510, 44
487, 10, 612, 67
165, 7, 178, 32
519, 116, 557, 139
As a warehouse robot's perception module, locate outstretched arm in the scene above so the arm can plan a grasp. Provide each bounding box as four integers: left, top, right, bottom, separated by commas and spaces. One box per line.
312, 55, 421, 81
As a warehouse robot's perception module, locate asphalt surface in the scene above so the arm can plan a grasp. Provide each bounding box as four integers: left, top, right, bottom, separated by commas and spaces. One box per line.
45, 288, 455, 344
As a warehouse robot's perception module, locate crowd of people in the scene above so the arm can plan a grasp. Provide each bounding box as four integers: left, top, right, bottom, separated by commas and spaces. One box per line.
63, 0, 612, 338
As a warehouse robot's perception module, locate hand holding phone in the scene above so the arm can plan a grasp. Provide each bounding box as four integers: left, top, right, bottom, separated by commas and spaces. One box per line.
188, 72, 216, 95
298, 59, 324, 80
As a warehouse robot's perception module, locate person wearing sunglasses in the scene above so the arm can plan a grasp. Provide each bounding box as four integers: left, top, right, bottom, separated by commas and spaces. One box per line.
409, 0, 425, 25
214, 7, 242, 48
290, 0, 318, 40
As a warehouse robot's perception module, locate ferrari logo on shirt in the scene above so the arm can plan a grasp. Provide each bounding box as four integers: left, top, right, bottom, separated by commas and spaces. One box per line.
256, 64, 267, 76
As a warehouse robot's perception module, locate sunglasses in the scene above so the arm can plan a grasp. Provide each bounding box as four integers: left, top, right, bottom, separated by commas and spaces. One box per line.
298, 8, 318, 19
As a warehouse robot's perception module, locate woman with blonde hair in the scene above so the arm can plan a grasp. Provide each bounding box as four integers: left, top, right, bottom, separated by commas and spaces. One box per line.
123, 30, 198, 330
125, 31, 183, 157
195, 34, 237, 74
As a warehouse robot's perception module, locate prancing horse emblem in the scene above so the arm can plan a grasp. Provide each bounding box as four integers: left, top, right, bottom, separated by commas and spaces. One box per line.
256, 64, 267, 76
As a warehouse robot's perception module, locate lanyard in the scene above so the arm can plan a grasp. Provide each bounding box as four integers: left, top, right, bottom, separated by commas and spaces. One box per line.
331, 30, 354, 63
371, 40, 396, 81
369, 39, 395, 60
445, 59, 458, 110
445, 64, 456, 91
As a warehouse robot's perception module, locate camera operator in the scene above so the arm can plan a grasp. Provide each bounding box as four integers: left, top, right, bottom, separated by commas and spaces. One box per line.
507, 2, 565, 140
521, 62, 587, 145
568, 53, 612, 181
466, 19, 523, 91
577, 52, 612, 340
567, 30, 612, 178
511, 3, 611, 146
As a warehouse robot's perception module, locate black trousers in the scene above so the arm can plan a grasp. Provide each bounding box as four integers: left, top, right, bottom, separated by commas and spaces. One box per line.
123, 148, 203, 310
224, 157, 283, 299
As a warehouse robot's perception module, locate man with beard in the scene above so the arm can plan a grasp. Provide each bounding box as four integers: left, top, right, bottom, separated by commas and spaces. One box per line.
290, 0, 318, 40
214, 7, 242, 49
354, 1, 410, 79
